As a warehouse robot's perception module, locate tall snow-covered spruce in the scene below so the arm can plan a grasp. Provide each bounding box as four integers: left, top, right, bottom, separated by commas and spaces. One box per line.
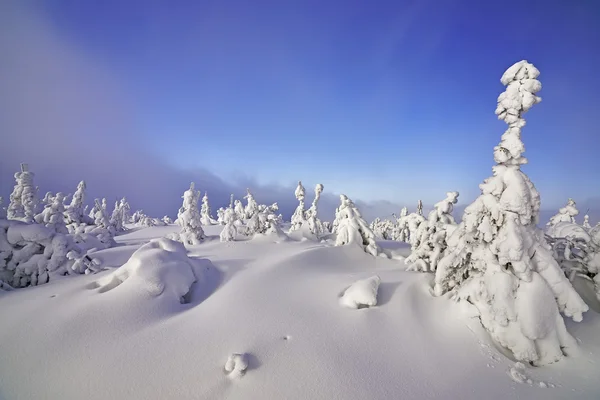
433, 61, 588, 366
334, 194, 384, 257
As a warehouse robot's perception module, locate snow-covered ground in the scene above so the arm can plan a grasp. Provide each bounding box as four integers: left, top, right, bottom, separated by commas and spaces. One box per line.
1, 224, 599, 400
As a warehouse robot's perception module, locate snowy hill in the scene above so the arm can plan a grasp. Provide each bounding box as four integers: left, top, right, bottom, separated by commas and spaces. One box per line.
1, 224, 599, 400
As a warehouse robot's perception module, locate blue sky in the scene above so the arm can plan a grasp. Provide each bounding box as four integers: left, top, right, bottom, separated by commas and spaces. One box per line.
1, 0, 599, 218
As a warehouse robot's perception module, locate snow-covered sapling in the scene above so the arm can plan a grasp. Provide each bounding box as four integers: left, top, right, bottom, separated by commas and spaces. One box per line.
433, 61, 588, 366
200, 192, 216, 225
7, 163, 39, 222
65, 181, 87, 224
306, 183, 326, 236
547, 199, 579, 226
170, 183, 205, 245
334, 194, 383, 257
406, 192, 459, 272
583, 215, 592, 230
289, 181, 307, 232
220, 207, 238, 242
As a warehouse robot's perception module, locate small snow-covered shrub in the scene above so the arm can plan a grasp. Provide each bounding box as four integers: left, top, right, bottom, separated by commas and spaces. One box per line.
433, 60, 587, 366
0, 219, 101, 288
547, 199, 579, 227
339, 276, 381, 309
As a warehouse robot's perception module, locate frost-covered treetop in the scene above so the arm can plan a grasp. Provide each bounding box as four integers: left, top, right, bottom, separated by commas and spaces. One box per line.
430, 191, 459, 225
547, 198, 579, 226
295, 181, 305, 202
494, 60, 542, 166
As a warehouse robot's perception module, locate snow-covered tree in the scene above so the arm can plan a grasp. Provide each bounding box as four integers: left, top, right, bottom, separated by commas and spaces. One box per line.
200, 192, 216, 225
392, 207, 410, 242
35, 192, 68, 234
370, 217, 384, 238
583, 215, 592, 230
216, 207, 226, 225
101, 198, 108, 214
162, 215, 173, 224
0, 197, 5, 219
244, 189, 259, 220
233, 200, 245, 220
7, 164, 38, 222
93, 199, 111, 229
65, 181, 87, 224
334, 194, 383, 257
547, 199, 579, 226
109, 197, 129, 232
406, 192, 459, 272
417, 200, 423, 216
220, 207, 238, 242
306, 184, 326, 236
289, 181, 307, 232
433, 61, 588, 366
169, 183, 204, 245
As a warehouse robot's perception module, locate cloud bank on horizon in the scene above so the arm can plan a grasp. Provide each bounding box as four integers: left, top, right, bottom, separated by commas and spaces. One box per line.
0, 0, 598, 223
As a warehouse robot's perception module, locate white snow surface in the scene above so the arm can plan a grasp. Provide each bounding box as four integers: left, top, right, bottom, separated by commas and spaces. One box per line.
0, 224, 599, 400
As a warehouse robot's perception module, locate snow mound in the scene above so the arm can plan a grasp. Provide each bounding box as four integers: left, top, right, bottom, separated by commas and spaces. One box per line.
6, 221, 53, 245
339, 275, 381, 309
224, 353, 249, 378
546, 221, 591, 242
91, 238, 199, 303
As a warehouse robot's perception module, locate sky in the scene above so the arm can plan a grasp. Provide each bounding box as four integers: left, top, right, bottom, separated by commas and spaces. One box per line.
1, 0, 599, 221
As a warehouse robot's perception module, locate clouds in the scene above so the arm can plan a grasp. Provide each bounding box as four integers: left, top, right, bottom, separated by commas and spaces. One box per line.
0, 1, 404, 222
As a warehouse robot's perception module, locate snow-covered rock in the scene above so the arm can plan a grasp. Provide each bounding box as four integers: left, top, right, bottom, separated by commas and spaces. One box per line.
91, 238, 199, 303
224, 353, 249, 378
339, 275, 381, 309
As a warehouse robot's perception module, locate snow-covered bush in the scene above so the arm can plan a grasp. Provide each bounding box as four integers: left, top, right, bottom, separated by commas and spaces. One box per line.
169, 183, 204, 246
583, 215, 592, 230
334, 194, 383, 257
339, 275, 381, 309
65, 181, 89, 225
406, 192, 459, 272
433, 61, 588, 366
34, 192, 68, 234
306, 184, 326, 237
7, 164, 38, 223
0, 220, 101, 288
289, 181, 307, 232
200, 192, 216, 225
547, 199, 579, 226
220, 207, 238, 242
546, 222, 600, 302
162, 215, 173, 225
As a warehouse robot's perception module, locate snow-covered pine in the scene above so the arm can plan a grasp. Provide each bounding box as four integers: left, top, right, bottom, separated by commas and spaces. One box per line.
109, 197, 129, 232
65, 181, 87, 224
582, 214, 591, 230
433, 60, 588, 366
547, 199, 579, 226
406, 192, 459, 272
405, 211, 426, 247
370, 217, 384, 239
244, 189, 259, 220
392, 207, 410, 242
169, 182, 204, 245
0, 197, 5, 219
417, 200, 423, 216
546, 222, 600, 297
101, 198, 108, 214
162, 215, 173, 225
7, 163, 39, 223
200, 192, 216, 225
0, 220, 101, 288
233, 200, 245, 221
306, 184, 326, 236
35, 192, 68, 234
334, 194, 383, 257
289, 181, 307, 232
220, 207, 238, 242
216, 207, 226, 225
